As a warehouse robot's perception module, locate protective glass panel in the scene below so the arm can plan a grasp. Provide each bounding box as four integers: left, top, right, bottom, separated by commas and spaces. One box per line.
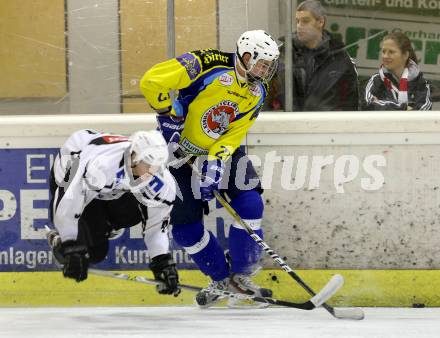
270, 0, 439, 111
0, 0, 438, 115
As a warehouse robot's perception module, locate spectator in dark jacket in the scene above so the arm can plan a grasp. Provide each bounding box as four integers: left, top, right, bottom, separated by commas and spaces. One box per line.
364, 31, 432, 111
269, 0, 359, 111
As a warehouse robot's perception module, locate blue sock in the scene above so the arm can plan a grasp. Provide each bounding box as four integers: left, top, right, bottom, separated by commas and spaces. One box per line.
172, 221, 229, 281
229, 226, 263, 274
228, 191, 264, 274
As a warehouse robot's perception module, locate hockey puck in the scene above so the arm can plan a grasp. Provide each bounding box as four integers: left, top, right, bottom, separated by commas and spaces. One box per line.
412, 303, 425, 308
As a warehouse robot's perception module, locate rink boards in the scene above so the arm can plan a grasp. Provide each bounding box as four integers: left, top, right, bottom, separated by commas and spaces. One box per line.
1, 112, 440, 306
1, 269, 440, 307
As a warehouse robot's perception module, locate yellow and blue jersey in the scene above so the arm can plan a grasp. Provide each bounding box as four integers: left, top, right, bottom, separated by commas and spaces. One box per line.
140, 49, 267, 161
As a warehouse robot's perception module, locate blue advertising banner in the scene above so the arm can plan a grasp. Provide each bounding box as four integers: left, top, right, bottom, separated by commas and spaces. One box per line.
0, 148, 227, 272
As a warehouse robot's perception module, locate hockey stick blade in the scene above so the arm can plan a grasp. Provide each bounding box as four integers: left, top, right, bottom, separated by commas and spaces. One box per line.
89, 269, 318, 310
310, 274, 344, 308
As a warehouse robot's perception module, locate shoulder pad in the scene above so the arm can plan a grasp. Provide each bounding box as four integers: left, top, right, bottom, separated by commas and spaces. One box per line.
192, 49, 234, 72
176, 52, 202, 80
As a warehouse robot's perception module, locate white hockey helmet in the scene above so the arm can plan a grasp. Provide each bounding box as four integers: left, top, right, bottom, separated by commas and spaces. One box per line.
236, 30, 280, 84
129, 130, 168, 167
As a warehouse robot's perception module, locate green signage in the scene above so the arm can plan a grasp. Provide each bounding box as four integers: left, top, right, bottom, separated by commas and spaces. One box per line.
325, 16, 440, 80
322, 0, 440, 16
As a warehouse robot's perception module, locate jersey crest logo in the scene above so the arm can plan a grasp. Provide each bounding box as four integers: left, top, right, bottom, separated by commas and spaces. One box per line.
201, 100, 238, 139
249, 84, 262, 97
219, 73, 234, 86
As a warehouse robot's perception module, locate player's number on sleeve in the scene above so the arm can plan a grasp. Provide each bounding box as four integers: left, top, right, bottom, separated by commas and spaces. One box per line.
158, 93, 169, 102
149, 175, 164, 193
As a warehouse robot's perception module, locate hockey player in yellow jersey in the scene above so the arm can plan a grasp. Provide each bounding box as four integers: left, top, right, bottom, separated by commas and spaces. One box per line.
140, 30, 280, 308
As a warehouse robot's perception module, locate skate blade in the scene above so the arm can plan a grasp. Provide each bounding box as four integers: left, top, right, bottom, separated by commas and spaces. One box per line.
227, 297, 269, 309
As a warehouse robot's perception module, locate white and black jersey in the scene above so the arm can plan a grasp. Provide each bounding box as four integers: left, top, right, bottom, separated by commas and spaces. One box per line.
51, 129, 176, 258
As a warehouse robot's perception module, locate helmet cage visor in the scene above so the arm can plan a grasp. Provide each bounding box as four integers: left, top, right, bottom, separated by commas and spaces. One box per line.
245, 58, 279, 84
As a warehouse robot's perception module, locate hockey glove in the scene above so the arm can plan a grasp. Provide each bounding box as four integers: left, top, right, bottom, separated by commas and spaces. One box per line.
60, 241, 89, 282
200, 159, 224, 202
156, 115, 184, 143
149, 253, 181, 296
47, 229, 66, 265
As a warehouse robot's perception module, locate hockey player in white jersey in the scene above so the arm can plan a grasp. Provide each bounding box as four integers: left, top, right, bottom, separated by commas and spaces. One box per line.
49, 129, 180, 296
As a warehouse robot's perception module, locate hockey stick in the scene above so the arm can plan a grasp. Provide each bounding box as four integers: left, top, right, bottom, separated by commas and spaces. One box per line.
212, 190, 364, 320
88, 268, 341, 310
44, 226, 341, 311
177, 155, 364, 320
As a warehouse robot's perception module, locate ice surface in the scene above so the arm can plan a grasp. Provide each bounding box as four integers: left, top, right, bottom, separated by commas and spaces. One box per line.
0, 307, 439, 338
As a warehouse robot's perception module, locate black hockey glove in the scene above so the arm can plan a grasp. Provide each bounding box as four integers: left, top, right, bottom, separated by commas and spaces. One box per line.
60, 241, 89, 282
149, 253, 181, 296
